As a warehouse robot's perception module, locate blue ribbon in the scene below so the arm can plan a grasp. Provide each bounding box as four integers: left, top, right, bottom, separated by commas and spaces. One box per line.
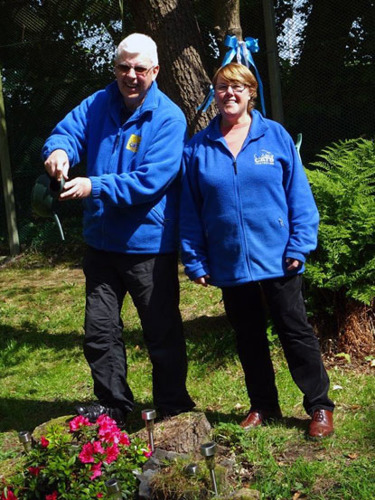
196, 84, 215, 112
197, 35, 266, 116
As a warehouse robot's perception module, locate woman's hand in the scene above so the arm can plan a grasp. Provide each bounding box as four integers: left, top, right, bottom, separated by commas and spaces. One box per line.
194, 275, 210, 287
286, 258, 302, 271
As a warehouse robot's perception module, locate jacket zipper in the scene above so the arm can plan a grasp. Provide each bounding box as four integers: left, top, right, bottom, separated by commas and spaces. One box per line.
233, 154, 253, 281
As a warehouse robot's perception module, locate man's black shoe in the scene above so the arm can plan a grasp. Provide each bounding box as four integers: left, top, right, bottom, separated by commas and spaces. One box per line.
75, 403, 127, 426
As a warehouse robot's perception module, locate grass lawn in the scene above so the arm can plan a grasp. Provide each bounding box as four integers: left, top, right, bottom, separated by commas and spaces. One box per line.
0, 254, 374, 499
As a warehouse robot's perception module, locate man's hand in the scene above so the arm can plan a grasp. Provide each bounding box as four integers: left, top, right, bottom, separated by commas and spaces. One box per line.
60, 177, 92, 200
44, 149, 70, 181
286, 258, 302, 271
194, 275, 210, 287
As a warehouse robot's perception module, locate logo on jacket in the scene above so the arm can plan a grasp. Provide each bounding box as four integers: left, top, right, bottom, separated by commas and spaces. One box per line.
126, 134, 141, 152
254, 150, 274, 165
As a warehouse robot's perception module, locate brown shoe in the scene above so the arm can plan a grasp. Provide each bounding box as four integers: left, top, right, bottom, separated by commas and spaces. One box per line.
240, 409, 282, 430
308, 409, 334, 439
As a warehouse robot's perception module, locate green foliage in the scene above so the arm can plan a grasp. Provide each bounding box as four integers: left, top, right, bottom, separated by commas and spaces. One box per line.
1, 416, 150, 499
305, 138, 375, 305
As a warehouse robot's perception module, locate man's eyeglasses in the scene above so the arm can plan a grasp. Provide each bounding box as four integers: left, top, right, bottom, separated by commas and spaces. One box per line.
115, 64, 154, 76
215, 84, 247, 93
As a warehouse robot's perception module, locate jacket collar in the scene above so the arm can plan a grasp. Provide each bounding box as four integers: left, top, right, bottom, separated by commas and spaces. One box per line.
107, 80, 159, 125
206, 109, 268, 145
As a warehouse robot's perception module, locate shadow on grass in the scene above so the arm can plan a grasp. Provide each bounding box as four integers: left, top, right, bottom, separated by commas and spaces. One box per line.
0, 314, 239, 367
204, 409, 309, 431
0, 398, 154, 434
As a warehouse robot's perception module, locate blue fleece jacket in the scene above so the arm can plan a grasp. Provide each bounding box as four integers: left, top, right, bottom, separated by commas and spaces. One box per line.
180, 110, 319, 287
42, 81, 187, 253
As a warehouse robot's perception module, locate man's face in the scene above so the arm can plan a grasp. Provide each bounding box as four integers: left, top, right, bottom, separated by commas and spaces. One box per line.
114, 53, 159, 111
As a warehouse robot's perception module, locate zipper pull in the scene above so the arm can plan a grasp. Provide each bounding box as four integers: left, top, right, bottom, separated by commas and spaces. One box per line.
233, 160, 237, 174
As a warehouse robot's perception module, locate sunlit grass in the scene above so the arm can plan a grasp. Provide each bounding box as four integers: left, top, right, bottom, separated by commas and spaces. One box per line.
0, 260, 374, 498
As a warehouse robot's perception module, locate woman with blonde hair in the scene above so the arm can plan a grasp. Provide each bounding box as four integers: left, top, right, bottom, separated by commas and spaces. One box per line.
180, 62, 334, 439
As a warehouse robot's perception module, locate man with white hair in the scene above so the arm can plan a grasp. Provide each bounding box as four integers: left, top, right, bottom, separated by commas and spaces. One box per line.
42, 33, 195, 425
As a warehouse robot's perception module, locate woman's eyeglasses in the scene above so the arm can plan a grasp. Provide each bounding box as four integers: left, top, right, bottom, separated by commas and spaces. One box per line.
215, 84, 247, 93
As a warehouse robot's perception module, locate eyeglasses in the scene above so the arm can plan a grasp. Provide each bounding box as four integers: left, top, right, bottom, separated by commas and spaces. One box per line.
215, 84, 247, 93
115, 64, 154, 76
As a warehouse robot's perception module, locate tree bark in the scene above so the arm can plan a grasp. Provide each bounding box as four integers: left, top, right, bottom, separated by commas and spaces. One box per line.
127, 0, 216, 135
213, 0, 242, 63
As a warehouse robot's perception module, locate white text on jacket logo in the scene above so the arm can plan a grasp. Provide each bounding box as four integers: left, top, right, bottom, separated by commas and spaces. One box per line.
254, 150, 275, 165
126, 134, 142, 152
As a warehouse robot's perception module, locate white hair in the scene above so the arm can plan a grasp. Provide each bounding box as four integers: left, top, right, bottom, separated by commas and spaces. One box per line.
115, 33, 158, 66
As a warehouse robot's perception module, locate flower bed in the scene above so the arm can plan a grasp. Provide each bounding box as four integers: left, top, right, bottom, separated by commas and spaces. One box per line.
1, 415, 151, 499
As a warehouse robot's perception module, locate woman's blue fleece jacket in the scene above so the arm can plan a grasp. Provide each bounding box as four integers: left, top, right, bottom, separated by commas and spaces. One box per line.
42, 81, 187, 254
180, 110, 319, 287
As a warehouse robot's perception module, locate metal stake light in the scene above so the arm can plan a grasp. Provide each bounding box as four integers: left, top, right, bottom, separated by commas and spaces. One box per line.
200, 441, 218, 496
18, 431, 32, 453
141, 408, 156, 453
105, 478, 122, 499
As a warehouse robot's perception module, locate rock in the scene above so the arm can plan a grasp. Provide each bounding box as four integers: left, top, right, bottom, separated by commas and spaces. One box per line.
227, 488, 261, 499
136, 448, 190, 500
134, 411, 212, 456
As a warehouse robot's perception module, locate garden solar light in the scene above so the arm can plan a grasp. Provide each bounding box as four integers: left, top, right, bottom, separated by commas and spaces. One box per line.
105, 478, 122, 499
141, 408, 156, 452
185, 463, 199, 476
200, 441, 218, 496
18, 431, 32, 453
31, 172, 66, 241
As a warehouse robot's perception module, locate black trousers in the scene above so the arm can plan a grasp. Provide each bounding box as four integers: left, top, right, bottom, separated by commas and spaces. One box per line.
82, 246, 195, 415
222, 275, 334, 416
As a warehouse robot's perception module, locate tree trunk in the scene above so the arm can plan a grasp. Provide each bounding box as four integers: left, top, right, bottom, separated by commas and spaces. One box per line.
213, 0, 242, 63
127, 0, 216, 135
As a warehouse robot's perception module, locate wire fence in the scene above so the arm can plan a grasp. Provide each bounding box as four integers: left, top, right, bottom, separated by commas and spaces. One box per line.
0, 0, 374, 253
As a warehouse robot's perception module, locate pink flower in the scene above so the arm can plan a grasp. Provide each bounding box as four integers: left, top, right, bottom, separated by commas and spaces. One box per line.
90, 462, 102, 480
79, 443, 95, 463
105, 443, 119, 464
45, 492, 58, 500
28, 466, 42, 476
92, 441, 105, 454
79, 441, 105, 464
119, 432, 130, 446
97, 494, 104, 498
40, 436, 50, 448
97, 417, 121, 444
69, 415, 92, 432
1, 490, 18, 500
96, 414, 117, 427
143, 445, 153, 458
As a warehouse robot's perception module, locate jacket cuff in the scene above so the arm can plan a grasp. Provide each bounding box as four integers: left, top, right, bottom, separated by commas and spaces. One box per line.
89, 177, 101, 198
285, 251, 306, 263
186, 264, 209, 281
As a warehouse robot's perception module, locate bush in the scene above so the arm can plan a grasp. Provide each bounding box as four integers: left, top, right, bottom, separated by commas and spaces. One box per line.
304, 138, 375, 354
1, 415, 151, 499
305, 138, 375, 304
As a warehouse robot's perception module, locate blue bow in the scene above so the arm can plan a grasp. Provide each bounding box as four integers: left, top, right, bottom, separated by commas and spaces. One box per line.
222, 35, 266, 116
197, 35, 266, 116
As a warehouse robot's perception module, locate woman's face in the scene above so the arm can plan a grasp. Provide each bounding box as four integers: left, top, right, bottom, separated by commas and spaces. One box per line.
214, 74, 251, 121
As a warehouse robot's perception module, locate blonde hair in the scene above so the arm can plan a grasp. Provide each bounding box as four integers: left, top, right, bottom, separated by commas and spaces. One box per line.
115, 33, 158, 66
212, 63, 258, 111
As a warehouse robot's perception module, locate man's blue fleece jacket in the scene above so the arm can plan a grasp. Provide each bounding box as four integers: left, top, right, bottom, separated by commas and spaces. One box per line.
42, 81, 187, 253
180, 110, 319, 287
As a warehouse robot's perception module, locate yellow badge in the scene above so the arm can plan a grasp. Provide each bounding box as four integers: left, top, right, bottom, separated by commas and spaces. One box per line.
126, 134, 141, 152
